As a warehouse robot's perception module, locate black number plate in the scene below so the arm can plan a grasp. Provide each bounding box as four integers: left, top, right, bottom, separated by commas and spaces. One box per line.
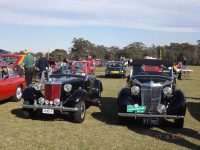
143, 118, 159, 125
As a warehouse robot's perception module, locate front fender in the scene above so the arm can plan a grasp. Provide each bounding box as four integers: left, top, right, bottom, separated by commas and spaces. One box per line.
64, 89, 87, 106
167, 90, 186, 116
118, 88, 134, 106
22, 87, 43, 104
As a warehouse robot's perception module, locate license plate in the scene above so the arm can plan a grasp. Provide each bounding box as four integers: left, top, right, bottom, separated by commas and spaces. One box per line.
112, 71, 119, 74
42, 109, 54, 114
143, 118, 159, 125
127, 105, 146, 113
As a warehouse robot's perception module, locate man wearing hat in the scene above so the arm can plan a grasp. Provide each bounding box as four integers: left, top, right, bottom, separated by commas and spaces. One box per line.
22, 48, 35, 86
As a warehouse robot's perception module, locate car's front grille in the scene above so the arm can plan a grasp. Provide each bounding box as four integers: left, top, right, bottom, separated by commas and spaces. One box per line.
141, 82, 162, 113
45, 84, 61, 101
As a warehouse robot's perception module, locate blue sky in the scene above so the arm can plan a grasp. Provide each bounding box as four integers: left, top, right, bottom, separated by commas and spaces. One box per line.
0, 0, 200, 53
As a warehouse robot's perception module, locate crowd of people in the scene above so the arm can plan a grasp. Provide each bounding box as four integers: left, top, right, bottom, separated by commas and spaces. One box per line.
17, 48, 96, 86
13, 48, 188, 85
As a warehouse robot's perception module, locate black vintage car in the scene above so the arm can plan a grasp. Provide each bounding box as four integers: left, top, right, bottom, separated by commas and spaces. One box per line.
105, 61, 126, 78
22, 66, 103, 123
118, 59, 186, 128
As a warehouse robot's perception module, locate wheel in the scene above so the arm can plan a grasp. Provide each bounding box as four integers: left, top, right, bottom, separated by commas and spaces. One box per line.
12, 86, 23, 102
23, 101, 37, 118
174, 118, 184, 129
73, 100, 86, 123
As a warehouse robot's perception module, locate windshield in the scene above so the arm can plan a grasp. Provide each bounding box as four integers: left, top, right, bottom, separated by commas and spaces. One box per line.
108, 62, 123, 68
71, 61, 89, 75
132, 65, 172, 77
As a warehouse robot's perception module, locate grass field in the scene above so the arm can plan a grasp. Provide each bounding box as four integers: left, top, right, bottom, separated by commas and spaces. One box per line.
0, 66, 199, 150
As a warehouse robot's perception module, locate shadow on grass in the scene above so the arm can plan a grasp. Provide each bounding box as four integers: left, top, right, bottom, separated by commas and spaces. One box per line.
91, 97, 118, 125
128, 121, 200, 149
187, 102, 200, 122
0, 99, 11, 105
11, 108, 74, 123
0, 99, 16, 105
92, 97, 200, 149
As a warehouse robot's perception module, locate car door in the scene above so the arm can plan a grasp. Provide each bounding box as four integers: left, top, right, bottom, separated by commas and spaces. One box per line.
6, 67, 19, 97
0, 67, 13, 100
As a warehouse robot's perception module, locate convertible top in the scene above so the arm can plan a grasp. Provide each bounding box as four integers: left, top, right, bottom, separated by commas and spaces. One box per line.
131, 59, 173, 67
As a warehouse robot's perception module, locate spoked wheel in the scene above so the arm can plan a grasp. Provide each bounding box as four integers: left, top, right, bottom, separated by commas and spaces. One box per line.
73, 100, 86, 123
12, 86, 23, 102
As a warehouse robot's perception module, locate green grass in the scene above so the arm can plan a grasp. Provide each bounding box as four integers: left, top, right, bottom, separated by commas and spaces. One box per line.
0, 66, 199, 150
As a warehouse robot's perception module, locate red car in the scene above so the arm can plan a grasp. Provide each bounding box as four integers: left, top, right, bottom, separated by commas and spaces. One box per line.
71, 61, 95, 75
0, 55, 26, 102
0, 54, 24, 68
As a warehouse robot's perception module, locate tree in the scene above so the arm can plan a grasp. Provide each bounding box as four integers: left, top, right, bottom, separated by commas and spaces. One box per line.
49, 49, 68, 62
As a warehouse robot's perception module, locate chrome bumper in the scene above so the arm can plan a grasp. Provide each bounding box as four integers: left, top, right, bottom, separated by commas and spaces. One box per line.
118, 113, 184, 119
22, 104, 78, 112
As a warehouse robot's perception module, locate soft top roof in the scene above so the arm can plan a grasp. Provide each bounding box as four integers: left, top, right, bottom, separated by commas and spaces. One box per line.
131, 59, 173, 67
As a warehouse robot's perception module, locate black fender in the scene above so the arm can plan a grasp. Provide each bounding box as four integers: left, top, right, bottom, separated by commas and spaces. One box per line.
167, 90, 186, 116
92, 79, 103, 97
118, 88, 135, 106
22, 86, 43, 104
64, 89, 87, 106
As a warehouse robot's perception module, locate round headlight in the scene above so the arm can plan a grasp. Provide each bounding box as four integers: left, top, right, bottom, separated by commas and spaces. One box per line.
54, 99, 60, 106
33, 83, 42, 91
157, 104, 166, 114
163, 87, 172, 97
131, 86, 140, 95
64, 84, 72, 92
38, 97, 45, 105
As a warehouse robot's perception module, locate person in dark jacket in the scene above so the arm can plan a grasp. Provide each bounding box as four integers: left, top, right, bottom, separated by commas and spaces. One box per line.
38, 52, 49, 79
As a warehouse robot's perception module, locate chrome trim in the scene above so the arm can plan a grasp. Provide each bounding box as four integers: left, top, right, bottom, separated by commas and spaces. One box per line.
118, 113, 184, 119
22, 104, 78, 112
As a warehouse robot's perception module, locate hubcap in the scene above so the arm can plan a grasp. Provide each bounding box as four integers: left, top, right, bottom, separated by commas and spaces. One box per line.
80, 102, 85, 119
16, 87, 22, 99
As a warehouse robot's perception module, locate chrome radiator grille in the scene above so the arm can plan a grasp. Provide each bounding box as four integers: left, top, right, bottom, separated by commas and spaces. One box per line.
141, 82, 162, 113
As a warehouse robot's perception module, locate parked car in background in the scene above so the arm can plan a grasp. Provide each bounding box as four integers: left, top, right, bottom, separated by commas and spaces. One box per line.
71, 61, 95, 75
0, 63, 26, 102
105, 61, 126, 78
118, 59, 186, 128
22, 65, 103, 123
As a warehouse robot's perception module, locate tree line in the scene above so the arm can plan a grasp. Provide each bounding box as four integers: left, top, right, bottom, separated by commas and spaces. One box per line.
14, 38, 200, 65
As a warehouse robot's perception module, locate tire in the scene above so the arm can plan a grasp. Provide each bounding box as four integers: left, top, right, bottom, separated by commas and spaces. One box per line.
12, 86, 23, 102
73, 100, 86, 123
23, 101, 37, 118
174, 118, 184, 129
118, 116, 127, 125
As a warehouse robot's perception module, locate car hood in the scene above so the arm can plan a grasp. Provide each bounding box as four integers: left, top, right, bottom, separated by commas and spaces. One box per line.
47, 75, 85, 85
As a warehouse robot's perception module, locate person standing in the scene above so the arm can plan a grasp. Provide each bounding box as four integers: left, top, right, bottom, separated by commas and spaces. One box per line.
22, 48, 35, 86
38, 52, 49, 81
